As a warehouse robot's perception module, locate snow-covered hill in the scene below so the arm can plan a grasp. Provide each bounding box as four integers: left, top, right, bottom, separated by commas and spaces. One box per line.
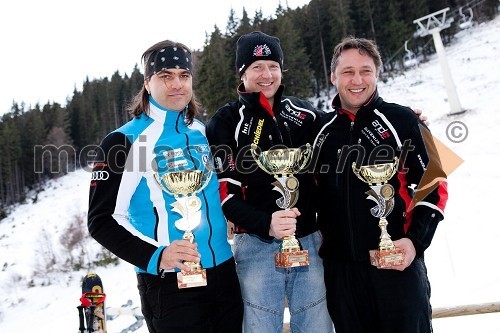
1, 15, 499, 332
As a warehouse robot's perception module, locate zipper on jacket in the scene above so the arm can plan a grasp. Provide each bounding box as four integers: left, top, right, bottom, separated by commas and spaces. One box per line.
346, 120, 359, 260
335, 149, 341, 187
272, 116, 284, 144
183, 129, 217, 267
283, 121, 293, 146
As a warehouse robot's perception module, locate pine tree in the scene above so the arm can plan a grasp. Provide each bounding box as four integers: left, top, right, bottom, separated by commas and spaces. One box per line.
252, 9, 264, 30
21, 104, 45, 187
302, 0, 338, 96
0, 114, 22, 205
110, 71, 128, 129
196, 27, 237, 119
44, 126, 75, 177
378, 0, 413, 71
275, 13, 312, 98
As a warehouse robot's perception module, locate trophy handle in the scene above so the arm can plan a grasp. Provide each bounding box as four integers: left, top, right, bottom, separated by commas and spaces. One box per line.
352, 162, 367, 183
388, 156, 399, 179
250, 144, 273, 175
196, 168, 213, 194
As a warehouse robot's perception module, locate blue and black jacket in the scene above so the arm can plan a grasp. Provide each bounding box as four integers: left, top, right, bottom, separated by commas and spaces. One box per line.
88, 97, 233, 275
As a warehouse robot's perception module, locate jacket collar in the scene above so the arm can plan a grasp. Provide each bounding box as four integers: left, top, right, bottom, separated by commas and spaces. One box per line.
147, 96, 186, 129
332, 89, 382, 120
237, 83, 285, 118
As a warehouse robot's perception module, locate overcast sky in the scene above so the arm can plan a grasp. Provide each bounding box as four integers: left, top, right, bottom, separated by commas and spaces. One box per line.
0, 0, 310, 116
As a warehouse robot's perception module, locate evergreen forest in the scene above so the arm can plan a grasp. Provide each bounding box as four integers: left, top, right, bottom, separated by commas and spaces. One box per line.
0, 0, 497, 213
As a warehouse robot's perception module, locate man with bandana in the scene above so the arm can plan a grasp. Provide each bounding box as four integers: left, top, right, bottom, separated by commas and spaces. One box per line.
88, 40, 243, 333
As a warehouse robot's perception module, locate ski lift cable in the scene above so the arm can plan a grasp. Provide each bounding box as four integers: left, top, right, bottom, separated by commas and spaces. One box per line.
384, 0, 485, 66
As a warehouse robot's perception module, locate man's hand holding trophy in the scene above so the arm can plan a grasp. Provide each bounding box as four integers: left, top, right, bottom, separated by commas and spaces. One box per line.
154, 169, 212, 288
251, 143, 312, 268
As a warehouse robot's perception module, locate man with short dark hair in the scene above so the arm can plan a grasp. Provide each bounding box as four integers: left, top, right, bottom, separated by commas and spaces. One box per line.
313, 36, 448, 333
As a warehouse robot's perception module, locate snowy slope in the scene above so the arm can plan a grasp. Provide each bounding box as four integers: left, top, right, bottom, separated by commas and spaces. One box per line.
0, 15, 499, 332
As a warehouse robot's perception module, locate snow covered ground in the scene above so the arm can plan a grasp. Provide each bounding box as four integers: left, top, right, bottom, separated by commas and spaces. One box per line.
0, 15, 499, 332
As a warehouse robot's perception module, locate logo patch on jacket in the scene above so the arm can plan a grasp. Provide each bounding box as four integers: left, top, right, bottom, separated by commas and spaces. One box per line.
372, 120, 391, 139
163, 148, 184, 159
193, 144, 210, 153
252, 118, 265, 145
281, 104, 306, 126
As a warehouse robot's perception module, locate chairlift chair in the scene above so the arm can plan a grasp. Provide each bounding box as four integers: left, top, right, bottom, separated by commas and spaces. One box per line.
459, 7, 473, 29
403, 40, 418, 68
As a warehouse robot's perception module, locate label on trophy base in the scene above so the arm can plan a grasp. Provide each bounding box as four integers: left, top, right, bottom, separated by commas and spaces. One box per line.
177, 270, 207, 289
369, 249, 405, 268
275, 250, 309, 268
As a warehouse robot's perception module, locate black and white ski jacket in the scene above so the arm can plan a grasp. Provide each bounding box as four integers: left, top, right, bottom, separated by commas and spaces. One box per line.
206, 84, 322, 240
312, 90, 448, 261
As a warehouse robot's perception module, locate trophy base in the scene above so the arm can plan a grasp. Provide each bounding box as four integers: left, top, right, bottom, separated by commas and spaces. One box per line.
275, 250, 309, 268
177, 269, 207, 289
369, 249, 405, 268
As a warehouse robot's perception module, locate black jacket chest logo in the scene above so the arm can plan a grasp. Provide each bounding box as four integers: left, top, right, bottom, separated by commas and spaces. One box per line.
252, 118, 265, 145
241, 116, 254, 135
280, 104, 307, 127
361, 120, 391, 146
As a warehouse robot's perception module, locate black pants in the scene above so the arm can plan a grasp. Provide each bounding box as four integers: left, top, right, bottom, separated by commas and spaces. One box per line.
323, 257, 432, 333
137, 258, 243, 333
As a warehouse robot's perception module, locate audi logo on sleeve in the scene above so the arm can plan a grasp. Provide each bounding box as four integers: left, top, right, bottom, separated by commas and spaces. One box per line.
91, 170, 110, 181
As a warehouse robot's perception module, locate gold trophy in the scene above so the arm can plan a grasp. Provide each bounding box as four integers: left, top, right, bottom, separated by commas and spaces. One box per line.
154, 170, 212, 288
250, 143, 312, 268
352, 158, 405, 268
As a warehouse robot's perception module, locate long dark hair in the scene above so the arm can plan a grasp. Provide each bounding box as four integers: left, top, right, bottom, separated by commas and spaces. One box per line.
127, 40, 200, 125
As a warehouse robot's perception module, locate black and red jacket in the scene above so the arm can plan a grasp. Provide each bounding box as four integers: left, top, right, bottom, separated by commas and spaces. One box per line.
206, 84, 321, 240
312, 90, 448, 261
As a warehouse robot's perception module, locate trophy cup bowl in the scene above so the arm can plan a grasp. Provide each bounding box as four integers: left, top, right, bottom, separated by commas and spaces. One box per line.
253, 146, 310, 175
352, 158, 404, 268
251, 144, 311, 268
157, 170, 204, 195
353, 161, 398, 185
154, 169, 210, 288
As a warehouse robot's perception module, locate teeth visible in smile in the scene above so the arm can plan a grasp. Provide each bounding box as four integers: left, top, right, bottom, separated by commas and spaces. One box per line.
259, 83, 272, 86
350, 89, 363, 93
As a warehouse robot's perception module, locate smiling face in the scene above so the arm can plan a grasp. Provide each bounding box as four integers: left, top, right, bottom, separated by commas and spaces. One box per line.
241, 60, 282, 107
145, 68, 193, 111
331, 48, 379, 115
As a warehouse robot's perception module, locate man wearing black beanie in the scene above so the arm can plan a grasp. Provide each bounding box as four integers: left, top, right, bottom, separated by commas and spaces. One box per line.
235, 31, 284, 77
207, 31, 334, 333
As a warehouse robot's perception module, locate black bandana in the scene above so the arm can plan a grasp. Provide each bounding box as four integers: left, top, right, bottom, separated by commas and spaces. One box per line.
146, 46, 193, 78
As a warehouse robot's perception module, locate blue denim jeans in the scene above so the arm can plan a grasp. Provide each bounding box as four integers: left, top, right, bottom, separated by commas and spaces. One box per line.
233, 231, 334, 333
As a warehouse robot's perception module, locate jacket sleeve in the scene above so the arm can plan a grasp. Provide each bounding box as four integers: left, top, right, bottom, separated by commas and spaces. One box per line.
206, 111, 273, 239
87, 132, 165, 274
401, 120, 449, 256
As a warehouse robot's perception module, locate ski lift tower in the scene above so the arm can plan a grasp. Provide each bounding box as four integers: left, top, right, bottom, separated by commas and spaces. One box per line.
414, 8, 464, 115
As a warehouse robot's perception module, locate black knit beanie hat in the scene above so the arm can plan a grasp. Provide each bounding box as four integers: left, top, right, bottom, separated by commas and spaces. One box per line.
235, 31, 284, 77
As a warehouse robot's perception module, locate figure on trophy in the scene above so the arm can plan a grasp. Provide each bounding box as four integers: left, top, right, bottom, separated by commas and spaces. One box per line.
251, 143, 312, 268
352, 157, 405, 268
154, 169, 212, 288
